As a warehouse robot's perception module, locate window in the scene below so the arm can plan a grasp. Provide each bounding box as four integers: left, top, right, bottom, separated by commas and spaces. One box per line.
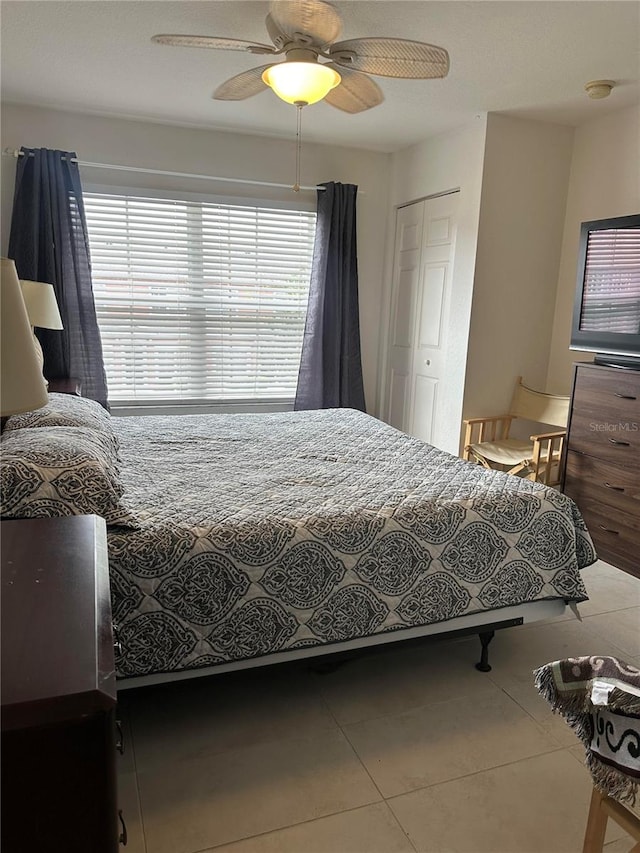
84, 191, 316, 405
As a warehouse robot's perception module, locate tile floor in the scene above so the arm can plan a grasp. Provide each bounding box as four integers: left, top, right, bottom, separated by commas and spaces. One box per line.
116, 560, 640, 853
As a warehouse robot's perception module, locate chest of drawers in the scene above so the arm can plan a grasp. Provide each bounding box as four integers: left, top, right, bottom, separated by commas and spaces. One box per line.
1, 515, 121, 852
562, 362, 640, 579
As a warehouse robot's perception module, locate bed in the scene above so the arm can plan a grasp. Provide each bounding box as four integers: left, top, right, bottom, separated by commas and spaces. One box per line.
0, 395, 596, 688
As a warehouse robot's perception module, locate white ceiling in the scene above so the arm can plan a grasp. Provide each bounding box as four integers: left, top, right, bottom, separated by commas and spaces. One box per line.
2, 1, 639, 153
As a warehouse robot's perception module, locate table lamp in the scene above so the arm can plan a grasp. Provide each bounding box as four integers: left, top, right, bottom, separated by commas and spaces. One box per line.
19, 279, 64, 374
1, 258, 48, 418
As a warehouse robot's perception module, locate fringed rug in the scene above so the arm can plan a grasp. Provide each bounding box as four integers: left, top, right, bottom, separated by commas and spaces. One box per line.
534, 655, 640, 813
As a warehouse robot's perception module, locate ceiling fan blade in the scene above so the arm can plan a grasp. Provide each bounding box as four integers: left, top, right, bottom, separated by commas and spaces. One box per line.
265, 13, 289, 50
152, 34, 277, 55
269, 0, 342, 46
323, 64, 383, 113
213, 65, 273, 100
329, 38, 449, 79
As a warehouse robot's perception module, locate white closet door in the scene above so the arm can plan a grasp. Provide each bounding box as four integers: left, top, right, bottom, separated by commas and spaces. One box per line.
386, 192, 459, 446
386, 202, 424, 431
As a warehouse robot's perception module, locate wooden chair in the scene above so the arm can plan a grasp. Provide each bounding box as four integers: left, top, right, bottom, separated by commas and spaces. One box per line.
534, 655, 640, 853
462, 377, 569, 486
583, 787, 640, 853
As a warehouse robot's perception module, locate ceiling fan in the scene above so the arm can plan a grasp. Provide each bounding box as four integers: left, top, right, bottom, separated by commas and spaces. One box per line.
152, 0, 450, 113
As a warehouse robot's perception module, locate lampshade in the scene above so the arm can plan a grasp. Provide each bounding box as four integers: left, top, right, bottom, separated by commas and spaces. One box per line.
1, 258, 48, 416
19, 280, 63, 330
262, 61, 341, 106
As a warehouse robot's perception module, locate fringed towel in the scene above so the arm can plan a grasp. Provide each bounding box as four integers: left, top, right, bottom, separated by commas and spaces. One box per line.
534, 656, 640, 811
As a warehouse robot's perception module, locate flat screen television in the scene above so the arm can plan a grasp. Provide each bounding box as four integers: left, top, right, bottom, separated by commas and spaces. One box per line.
570, 213, 640, 368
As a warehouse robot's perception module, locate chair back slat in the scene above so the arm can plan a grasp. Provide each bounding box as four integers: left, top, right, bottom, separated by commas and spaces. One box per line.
510, 379, 569, 427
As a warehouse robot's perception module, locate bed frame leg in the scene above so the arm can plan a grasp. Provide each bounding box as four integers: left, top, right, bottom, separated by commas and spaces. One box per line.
475, 630, 495, 672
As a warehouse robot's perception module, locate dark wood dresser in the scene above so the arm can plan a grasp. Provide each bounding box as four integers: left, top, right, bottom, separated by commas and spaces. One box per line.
563, 362, 640, 579
1, 514, 122, 852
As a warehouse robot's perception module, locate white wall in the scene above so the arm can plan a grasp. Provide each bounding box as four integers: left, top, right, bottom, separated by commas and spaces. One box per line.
1, 103, 391, 412
378, 117, 488, 454
7, 103, 635, 432
463, 114, 575, 427
546, 104, 640, 393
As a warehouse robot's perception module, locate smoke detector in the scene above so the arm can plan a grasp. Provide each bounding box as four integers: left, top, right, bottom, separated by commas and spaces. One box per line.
585, 80, 615, 99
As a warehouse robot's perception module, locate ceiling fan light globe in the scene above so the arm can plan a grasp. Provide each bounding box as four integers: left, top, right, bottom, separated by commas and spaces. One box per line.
262, 62, 341, 105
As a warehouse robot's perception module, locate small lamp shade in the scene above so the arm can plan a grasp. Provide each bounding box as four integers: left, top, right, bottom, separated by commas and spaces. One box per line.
1, 258, 48, 416
262, 62, 341, 106
19, 280, 63, 330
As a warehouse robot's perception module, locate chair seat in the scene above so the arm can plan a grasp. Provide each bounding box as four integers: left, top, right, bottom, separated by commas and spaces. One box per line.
468, 438, 555, 466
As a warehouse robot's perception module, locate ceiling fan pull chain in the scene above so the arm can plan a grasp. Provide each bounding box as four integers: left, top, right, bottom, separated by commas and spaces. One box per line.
293, 103, 303, 192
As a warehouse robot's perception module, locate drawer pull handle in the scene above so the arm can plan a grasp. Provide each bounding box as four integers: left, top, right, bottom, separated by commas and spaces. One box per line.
598, 524, 619, 535
119, 810, 128, 846
608, 438, 630, 446
116, 719, 125, 755
604, 482, 625, 491
614, 393, 637, 400
113, 621, 123, 657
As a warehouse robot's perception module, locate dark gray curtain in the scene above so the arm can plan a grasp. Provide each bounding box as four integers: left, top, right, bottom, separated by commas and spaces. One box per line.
294, 182, 366, 411
8, 147, 108, 408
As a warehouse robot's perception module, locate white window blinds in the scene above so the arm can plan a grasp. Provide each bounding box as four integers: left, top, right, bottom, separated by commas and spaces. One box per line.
84, 191, 316, 403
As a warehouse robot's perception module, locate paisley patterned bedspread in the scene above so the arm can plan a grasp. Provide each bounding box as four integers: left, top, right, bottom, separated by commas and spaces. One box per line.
109, 408, 595, 679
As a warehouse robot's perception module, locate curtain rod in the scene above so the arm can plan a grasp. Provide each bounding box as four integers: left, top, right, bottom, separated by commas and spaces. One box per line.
1, 147, 325, 192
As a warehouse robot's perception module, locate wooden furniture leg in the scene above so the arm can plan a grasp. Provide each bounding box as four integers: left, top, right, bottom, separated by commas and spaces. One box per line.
583, 786, 640, 853
583, 788, 609, 853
